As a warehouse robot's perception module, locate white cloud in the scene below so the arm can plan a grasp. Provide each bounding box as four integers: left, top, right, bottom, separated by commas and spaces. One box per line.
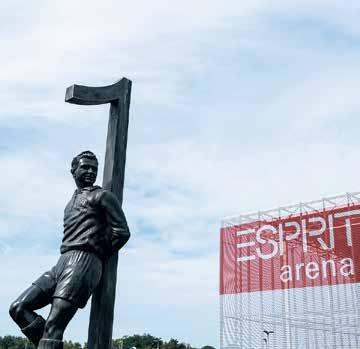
0, 149, 71, 217
265, 60, 360, 129
1, 0, 360, 347
0, 0, 359, 122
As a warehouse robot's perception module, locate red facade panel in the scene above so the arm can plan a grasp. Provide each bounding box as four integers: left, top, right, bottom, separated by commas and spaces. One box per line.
220, 204, 360, 294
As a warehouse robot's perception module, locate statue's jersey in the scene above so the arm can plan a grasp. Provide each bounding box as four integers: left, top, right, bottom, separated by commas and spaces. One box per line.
61, 186, 130, 259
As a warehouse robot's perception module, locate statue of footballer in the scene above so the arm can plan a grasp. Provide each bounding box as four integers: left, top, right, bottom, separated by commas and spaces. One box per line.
9, 150, 130, 349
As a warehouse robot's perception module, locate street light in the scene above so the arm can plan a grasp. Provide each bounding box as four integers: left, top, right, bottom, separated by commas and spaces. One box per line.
263, 330, 274, 349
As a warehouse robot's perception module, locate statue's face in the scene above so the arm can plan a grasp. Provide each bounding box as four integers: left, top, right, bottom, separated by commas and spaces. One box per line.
73, 158, 98, 188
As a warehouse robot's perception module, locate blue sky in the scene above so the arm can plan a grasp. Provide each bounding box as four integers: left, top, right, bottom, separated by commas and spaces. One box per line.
1, 0, 360, 347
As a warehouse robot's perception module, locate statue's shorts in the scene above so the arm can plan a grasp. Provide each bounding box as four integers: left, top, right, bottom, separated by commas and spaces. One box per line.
32, 250, 103, 309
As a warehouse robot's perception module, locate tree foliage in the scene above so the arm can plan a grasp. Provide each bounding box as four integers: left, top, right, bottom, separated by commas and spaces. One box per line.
0, 336, 82, 349
0, 334, 213, 349
121, 333, 163, 349
0, 335, 35, 349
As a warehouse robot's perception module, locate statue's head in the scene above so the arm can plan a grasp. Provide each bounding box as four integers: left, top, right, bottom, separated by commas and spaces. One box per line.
71, 150, 98, 188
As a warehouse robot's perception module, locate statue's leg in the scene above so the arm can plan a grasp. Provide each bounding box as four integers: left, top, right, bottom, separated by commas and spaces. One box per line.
37, 250, 102, 348
37, 298, 77, 349
9, 284, 50, 345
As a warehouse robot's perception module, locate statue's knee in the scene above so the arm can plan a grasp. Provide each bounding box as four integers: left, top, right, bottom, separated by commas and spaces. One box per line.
9, 300, 24, 321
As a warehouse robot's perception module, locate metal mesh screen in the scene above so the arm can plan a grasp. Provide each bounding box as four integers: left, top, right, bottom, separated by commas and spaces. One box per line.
220, 192, 360, 349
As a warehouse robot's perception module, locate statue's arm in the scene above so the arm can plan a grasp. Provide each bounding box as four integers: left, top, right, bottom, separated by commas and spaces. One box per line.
99, 190, 130, 254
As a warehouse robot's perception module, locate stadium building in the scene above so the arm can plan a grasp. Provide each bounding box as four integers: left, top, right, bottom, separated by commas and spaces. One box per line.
220, 192, 360, 349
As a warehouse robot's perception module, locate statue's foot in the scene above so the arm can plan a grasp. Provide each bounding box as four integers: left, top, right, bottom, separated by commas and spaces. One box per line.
21, 315, 46, 347
37, 339, 63, 349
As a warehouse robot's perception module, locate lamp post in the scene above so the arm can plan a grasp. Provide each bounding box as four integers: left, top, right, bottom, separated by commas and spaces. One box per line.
263, 330, 274, 349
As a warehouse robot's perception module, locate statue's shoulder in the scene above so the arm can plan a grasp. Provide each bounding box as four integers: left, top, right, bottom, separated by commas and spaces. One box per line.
89, 185, 102, 195
96, 189, 121, 209
91, 186, 116, 202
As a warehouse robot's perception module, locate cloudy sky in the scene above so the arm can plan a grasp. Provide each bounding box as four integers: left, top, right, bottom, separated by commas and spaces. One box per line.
1, 0, 360, 347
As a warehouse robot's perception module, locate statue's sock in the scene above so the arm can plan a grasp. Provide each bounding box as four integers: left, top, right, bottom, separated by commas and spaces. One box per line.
37, 339, 63, 349
21, 315, 46, 347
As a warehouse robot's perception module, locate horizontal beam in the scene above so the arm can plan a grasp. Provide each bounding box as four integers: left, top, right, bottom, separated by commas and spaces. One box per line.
65, 78, 129, 105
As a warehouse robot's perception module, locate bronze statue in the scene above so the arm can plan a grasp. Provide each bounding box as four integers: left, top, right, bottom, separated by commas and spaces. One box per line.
9, 150, 130, 349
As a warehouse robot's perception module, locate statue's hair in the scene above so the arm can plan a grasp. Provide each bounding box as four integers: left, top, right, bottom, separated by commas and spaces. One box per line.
71, 150, 98, 174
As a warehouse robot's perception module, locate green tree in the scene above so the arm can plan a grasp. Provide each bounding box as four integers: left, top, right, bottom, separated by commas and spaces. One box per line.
0, 336, 36, 349
64, 341, 83, 349
163, 339, 187, 349
0, 334, 205, 349
122, 334, 163, 349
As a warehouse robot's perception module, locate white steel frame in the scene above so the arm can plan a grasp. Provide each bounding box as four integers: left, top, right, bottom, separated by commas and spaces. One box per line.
222, 192, 360, 227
